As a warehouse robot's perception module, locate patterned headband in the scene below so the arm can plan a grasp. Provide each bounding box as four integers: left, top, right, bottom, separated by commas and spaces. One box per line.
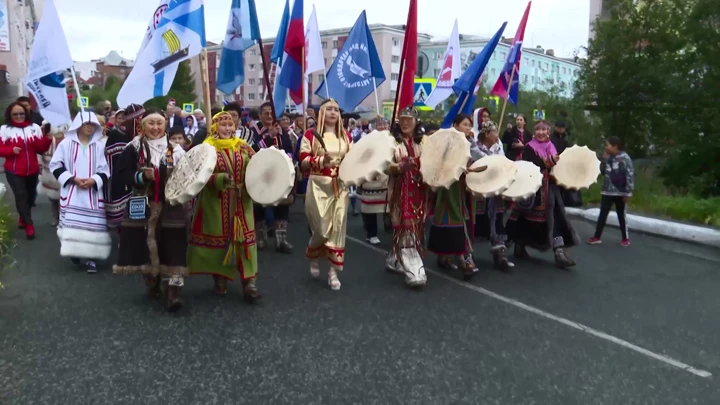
141, 112, 166, 124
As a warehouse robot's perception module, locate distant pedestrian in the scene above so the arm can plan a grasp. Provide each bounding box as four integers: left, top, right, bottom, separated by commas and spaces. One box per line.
587, 136, 635, 247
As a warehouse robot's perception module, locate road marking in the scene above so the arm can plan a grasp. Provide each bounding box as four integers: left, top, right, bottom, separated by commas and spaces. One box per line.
346, 235, 713, 379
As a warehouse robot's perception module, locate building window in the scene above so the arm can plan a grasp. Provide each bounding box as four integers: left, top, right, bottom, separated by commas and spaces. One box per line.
491, 68, 496, 76
390, 90, 396, 99
532, 60, 535, 67
391, 73, 399, 80
392, 55, 400, 63
319, 74, 325, 82
248, 93, 256, 100
500, 52, 506, 60
492, 52, 496, 60
434, 68, 440, 77
324, 58, 328, 66
333, 40, 338, 49
393, 38, 399, 46
562, 67, 566, 74
249, 78, 256, 85
249, 64, 255, 71
523, 58, 528, 65
322, 41, 327, 49
250, 50, 256, 56
523, 74, 528, 83
434, 52, 442, 59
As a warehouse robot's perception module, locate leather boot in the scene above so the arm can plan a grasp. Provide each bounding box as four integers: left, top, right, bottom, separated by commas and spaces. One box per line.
50, 200, 60, 227
492, 246, 512, 271
274, 229, 293, 254
144, 274, 161, 298
554, 248, 576, 270
166, 275, 184, 312
213, 275, 228, 296
461, 254, 478, 281
514, 244, 530, 259
256, 222, 268, 250
437, 255, 458, 271
242, 278, 262, 303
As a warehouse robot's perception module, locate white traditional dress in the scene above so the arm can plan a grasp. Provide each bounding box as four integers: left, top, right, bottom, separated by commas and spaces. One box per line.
49, 113, 111, 260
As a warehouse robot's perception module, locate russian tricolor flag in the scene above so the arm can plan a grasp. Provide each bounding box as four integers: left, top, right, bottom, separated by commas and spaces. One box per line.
490, 1, 531, 105
277, 0, 304, 105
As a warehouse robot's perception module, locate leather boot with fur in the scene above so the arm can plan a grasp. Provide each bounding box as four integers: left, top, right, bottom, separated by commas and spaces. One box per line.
242, 278, 262, 303
492, 246, 513, 271
274, 229, 293, 254
554, 248, 576, 269
50, 200, 60, 227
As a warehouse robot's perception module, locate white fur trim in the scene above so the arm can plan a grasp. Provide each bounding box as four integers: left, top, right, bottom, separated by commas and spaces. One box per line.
57, 227, 112, 260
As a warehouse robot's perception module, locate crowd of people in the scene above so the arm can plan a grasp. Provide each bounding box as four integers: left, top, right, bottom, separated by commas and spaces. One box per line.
0, 97, 635, 313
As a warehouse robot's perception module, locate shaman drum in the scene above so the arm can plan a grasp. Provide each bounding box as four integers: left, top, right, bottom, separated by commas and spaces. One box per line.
245, 146, 296, 206
466, 155, 518, 198
165, 143, 217, 206
552, 145, 601, 190
501, 160, 543, 201
338, 130, 396, 187
419, 128, 471, 191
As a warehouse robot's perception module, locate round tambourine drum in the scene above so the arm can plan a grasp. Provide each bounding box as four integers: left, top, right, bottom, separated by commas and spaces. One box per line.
501, 160, 543, 201
165, 143, 217, 206
419, 128, 471, 191
552, 145, 601, 190
466, 154, 518, 198
338, 130, 396, 187
245, 146, 295, 206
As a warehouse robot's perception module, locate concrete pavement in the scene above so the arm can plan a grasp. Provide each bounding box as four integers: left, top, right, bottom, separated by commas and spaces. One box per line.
1, 194, 720, 404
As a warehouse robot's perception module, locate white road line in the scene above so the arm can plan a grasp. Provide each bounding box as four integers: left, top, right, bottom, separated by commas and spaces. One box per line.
346, 235, 713, 379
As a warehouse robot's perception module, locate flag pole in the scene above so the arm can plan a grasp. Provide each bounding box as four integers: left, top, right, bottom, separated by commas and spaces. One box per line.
497, 64, 517, 130
372, 78, 380, 116
301, 47, 307, 130
69, 67, 85, 113
390, 32, 410, 126
257, 38, 278, 120
199, 50, 213, 120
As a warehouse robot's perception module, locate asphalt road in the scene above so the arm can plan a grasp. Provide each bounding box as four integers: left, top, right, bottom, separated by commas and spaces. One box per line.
1, 186, 719, 404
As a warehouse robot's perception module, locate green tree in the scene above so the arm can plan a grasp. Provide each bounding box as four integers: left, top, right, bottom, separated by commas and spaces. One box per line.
577, 0, 719, 196
144, 60, 197, 110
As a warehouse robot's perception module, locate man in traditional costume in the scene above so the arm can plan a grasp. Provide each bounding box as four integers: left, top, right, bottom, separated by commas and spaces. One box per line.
112, 109, 188, 312
50, 112, 111, 273
37, 121, 68, 226
385, 108, 429, 288
506, 121, 578, 269
187, 112, 261, 302
249, 102, 294, 253
298, 99, 352, 291
104, 104, 145, 229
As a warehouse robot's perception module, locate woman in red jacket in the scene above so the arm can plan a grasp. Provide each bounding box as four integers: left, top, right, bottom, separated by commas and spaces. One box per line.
0, 102, 52, 239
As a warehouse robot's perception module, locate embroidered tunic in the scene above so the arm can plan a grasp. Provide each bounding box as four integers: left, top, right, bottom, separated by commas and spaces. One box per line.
299, 129, 352, 269
49, 120, 111, 260
187, 139, 257, 281
387, 136, 427, 255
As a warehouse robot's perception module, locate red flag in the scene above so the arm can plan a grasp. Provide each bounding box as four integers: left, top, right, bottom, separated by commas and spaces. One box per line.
397, 0, 417, 111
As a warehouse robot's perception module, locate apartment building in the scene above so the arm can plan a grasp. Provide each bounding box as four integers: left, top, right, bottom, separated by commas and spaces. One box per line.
418, 36, 582, 98
0, 0, 43, 105
193, 24, 432, 112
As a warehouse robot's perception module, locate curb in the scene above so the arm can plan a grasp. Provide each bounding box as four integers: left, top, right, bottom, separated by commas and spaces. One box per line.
565, 207, 720, 248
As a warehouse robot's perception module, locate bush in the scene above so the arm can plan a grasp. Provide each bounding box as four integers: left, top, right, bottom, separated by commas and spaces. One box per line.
582, 168, 720, 227
0, 202, 16, 289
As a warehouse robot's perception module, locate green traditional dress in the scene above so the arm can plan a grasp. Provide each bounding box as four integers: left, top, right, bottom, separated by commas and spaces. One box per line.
187, 137, 258, 281
427, 180, 476, 256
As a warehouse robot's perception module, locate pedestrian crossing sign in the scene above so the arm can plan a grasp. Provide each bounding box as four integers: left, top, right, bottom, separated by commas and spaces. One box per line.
533, 109, 546, 121
413, 78, 435, 111
183, 103, 194, 113
77, 97, 88, 108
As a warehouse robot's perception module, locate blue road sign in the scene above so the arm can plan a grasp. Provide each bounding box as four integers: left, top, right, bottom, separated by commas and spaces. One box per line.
413, 81, 434, 110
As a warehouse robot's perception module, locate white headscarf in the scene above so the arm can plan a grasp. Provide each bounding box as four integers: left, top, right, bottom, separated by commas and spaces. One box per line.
185, 115, 198, 136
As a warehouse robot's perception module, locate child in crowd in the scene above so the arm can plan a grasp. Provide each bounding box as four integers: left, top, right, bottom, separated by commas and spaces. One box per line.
169, 127, 190, 150
587, 136, 635, 247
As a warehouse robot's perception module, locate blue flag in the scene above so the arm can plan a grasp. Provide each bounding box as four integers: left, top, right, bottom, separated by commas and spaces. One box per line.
441, 22, 507, 129
315, 11, 385, 112
272, 0, 291, 117
216, 0, 261, 95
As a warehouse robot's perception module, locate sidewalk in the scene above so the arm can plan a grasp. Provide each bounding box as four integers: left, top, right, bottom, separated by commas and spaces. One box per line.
565, 207, 720, 248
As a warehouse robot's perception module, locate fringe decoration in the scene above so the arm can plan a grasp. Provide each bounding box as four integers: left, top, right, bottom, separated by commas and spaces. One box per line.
146, 202, 162, 272
222, 215, 244, 266
388, 173, 427, 269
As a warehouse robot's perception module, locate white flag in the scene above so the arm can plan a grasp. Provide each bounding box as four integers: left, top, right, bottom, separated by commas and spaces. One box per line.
117, 0, 206, 108
295, 5, 325, 113
25, 0, 73, 126
424, 19, 461, 109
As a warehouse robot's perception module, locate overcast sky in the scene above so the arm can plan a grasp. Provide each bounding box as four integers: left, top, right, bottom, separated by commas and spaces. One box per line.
54, 0, 589, 61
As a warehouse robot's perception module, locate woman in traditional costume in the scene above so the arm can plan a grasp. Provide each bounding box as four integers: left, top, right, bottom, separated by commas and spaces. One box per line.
427, 114, 486, 280
37, 122, 68, 226
506, 121, 578, 269
104, 104, 145, 229
50, 112, 111, 273
187, 112, 261, 302
385, 108, 429, 288
472, 121, 514, 270
112, 109, 188, 312
298, 99, 352, 290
